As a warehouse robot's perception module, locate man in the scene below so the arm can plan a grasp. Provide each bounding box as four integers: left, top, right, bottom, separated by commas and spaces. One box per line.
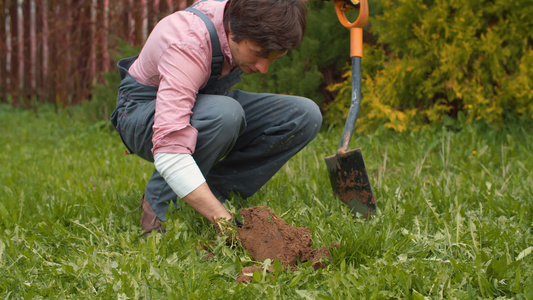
111, 0, 322, 235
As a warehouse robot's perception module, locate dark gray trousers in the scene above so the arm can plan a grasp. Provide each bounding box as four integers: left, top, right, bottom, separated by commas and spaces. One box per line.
111, 59, 323, 221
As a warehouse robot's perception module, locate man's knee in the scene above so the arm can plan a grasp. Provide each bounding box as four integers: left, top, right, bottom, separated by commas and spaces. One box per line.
213, 98, 246, 138
291, 96, 323, 140
192, 95, 246, 145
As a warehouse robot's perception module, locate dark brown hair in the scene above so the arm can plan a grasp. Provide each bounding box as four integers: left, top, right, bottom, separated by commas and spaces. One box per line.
223, 0, 308, 57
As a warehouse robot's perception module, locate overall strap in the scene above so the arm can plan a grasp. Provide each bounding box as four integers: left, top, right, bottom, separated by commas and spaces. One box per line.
185, 6, 224, 88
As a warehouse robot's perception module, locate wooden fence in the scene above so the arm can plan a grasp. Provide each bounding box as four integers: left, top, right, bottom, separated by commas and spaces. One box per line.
0, 0, 194, 107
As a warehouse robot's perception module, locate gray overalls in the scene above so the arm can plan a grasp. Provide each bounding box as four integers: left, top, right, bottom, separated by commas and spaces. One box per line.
111, 6, 322, 221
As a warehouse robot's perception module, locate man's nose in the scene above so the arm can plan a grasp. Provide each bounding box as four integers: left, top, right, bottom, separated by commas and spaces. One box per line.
255, 59, 270, 74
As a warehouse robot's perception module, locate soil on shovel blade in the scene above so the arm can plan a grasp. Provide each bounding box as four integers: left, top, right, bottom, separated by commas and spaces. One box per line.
236, 206, 330, 283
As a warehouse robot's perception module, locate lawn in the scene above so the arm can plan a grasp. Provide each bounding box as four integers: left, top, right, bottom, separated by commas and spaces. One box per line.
0, 104, 531, 299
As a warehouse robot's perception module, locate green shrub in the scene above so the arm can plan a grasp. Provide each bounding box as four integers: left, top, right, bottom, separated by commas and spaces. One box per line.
326, 0, 533, 132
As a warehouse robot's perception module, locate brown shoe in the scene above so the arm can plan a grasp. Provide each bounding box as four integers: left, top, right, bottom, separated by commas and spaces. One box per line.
140, 195, 166, 236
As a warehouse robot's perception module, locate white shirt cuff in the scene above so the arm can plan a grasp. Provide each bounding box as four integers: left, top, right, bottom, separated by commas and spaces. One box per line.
154, 152, 205, 198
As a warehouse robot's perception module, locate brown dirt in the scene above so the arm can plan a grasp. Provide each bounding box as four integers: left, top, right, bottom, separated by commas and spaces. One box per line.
236, 206, 330, 283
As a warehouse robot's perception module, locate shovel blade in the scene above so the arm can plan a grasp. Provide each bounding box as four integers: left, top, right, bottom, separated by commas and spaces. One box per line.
325, 148, 376, 219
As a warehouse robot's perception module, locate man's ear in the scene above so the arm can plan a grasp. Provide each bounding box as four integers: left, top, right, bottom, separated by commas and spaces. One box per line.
227, 22, 236, 42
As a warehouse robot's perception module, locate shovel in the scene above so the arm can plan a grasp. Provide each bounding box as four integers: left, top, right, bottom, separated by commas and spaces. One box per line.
325, 0, 376, 219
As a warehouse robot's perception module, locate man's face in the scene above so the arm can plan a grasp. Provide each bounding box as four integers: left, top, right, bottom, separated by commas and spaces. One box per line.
228, 34, 287, 74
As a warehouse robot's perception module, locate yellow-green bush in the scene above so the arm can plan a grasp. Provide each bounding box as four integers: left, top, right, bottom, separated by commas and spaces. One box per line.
326, 0, 533, 132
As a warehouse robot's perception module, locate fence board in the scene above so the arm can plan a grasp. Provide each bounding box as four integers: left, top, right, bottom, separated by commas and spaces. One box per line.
0, 0, 7, 102
10, 0, 20, 104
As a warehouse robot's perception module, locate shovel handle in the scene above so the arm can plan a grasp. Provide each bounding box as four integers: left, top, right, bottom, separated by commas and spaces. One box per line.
335, 0, 368, 153
334, 0, 368, 58
338, 57, 362, 153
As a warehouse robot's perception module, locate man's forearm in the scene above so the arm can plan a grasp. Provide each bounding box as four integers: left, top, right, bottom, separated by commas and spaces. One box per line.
182, 182, 232, 223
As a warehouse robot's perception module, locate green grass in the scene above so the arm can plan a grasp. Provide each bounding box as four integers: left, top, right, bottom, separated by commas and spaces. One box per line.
1, 103, 532, 299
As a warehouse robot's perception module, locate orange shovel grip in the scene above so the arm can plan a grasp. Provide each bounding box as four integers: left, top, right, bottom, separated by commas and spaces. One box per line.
334, 0, 368, 58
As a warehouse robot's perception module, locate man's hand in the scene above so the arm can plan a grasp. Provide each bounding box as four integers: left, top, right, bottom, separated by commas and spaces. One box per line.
213, 216, 242, 247
213, 216, 243, 232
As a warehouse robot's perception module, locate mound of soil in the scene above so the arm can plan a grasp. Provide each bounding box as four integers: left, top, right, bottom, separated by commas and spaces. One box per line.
236, 206, 330, 283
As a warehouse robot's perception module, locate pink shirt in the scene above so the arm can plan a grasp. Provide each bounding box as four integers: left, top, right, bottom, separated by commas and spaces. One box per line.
128, 0, 235, 156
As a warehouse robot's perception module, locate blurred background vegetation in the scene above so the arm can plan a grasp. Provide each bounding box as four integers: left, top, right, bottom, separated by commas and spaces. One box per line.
2, 0, 532, 131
